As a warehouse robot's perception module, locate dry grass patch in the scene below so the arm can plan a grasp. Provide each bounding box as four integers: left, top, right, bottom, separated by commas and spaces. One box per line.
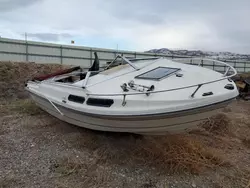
201, 113, 231, 135
11, 99, 43, 115
86, 133, 228, 174
51, 157, 112, 188
0, 99, 43, 116
237, 71, 250, 78
0, 61, 68, 99
63, 131, 228, 174
51, 158, 88, 176
135, 135, 228, 173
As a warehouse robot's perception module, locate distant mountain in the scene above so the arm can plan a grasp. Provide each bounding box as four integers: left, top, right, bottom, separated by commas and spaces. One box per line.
146, 48, 250, 61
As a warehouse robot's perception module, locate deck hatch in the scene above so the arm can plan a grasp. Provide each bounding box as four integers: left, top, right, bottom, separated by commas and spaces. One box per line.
135, 67, 180, 80
87, 98, 114, 107
68, 95, 85, 104
224, 84, 234, 90
202, 92, 213, 96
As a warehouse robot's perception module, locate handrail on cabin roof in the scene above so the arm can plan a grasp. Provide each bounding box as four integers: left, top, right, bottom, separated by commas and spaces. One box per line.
33, 57, 237, 97
86, 58, 237, 97
104, 55, 140, 71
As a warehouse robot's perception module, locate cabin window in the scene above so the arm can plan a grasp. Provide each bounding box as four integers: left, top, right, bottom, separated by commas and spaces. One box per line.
135, 67, 180, 80
68, 95, 85, 104
87, 98, 114, 107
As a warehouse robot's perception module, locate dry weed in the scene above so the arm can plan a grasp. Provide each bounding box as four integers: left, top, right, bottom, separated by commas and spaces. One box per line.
90, 134, 227, 174
3, 99, 44, 115
51, 157, 112, 188
0, 61, 68, 99
222, 106, 232, 113
137, 135, 227, 173
51, 157, 88, 176
201, 113, 231, 135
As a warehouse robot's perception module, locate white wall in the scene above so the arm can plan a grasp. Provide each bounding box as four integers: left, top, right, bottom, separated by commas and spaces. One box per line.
0, 37, 250, 72
0, 38, 172, 68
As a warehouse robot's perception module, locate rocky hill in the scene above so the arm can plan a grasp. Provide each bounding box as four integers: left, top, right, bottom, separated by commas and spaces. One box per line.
147, 48, 250, 61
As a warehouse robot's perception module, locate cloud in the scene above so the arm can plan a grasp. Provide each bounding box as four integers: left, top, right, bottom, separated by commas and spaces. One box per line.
27, 33, 72, 41
0, 0, 250, 53
0, 0, 42, 12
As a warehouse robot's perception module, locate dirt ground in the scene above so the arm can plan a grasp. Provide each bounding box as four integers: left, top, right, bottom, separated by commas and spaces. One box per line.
0, 62, 250, 188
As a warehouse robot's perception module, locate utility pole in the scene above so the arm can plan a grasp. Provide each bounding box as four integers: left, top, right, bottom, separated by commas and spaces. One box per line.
25, 32, 27, 41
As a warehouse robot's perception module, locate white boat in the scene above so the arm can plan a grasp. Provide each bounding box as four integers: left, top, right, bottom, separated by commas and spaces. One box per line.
26, 53, 239, 135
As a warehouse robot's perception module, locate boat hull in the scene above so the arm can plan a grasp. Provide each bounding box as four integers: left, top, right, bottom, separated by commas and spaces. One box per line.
29, 92, 232, 135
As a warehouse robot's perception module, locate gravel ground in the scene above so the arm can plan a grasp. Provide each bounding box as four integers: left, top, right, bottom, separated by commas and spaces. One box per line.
0, 62, 249, 188
0, 99, 249, 188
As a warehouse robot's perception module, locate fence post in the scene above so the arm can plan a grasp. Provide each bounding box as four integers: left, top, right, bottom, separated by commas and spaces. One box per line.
213, 61, 215, 70
90, 48, 92, 67
244, 61, 246, 72
25, 41, 28, 62
60, 45, 63, 64
134, 52, 136, 58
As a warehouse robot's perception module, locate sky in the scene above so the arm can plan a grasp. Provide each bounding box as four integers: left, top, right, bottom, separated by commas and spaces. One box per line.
0, 0, 250, 54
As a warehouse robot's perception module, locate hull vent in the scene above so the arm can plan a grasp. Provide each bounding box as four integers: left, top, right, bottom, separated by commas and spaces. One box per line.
68, 95, 85, 104
87, 98, 114, 107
